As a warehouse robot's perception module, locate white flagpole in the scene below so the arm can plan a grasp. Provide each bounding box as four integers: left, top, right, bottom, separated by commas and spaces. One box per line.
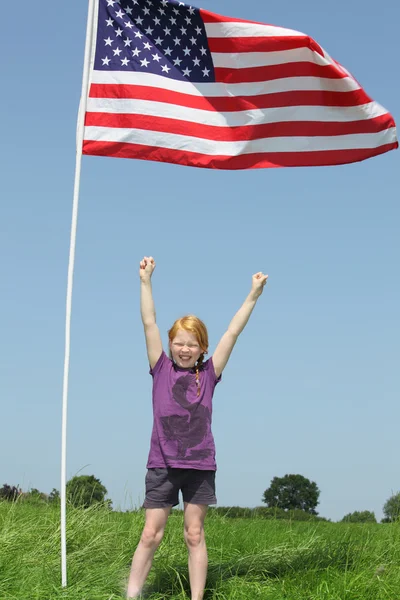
60, 0, 96, 587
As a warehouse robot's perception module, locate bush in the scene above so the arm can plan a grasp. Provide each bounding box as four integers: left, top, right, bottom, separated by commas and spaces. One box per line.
341, 510, 377, 523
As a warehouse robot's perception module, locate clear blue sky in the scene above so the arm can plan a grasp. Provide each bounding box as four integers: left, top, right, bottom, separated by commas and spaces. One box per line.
1, 0, 399, 522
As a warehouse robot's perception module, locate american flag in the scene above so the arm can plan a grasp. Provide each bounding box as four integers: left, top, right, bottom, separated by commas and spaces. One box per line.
82, 0, 398, 169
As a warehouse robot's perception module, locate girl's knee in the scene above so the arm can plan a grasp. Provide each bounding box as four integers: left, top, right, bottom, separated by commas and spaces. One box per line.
141, 525, 165, 549
184, 524, 204, 548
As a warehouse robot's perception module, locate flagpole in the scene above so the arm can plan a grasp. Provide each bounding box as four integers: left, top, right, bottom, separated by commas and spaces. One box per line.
60, 0, 96, 588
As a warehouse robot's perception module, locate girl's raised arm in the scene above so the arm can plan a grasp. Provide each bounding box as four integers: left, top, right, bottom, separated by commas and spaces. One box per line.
140, 256, 163, 369
212, 272, 268, 379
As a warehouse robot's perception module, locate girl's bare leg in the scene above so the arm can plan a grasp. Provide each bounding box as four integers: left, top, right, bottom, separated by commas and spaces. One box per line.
183, 503, 208, 600
126, 506, 171, 599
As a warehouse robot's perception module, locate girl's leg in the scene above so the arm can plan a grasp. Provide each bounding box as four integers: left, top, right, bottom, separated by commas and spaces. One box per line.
183, 502, 208, 600
126, 506, 172, 599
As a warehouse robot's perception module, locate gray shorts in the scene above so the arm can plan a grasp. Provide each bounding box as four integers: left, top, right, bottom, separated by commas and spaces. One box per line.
143, 467, 217, 508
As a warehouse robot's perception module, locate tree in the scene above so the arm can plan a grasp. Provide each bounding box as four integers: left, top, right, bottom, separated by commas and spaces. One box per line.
383, 492, 400, 522
341, 510, 377, 523
66, 475, 111, 509
262, 474, 320, 514
48, 488, 60, 503
0, 484, 22, 501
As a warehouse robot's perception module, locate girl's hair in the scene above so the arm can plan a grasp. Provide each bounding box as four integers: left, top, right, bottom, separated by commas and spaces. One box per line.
168, 315, 208, 396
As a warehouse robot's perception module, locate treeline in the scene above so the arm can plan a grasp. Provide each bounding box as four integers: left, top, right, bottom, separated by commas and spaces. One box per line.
1, 474, 399, 524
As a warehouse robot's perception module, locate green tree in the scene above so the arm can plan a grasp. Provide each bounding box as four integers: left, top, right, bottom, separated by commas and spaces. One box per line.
383, 492, 400, 522
262, 474, 320, 514
66, 475, 110, 509
48, 488, 60, 503
341, 510, 377, 523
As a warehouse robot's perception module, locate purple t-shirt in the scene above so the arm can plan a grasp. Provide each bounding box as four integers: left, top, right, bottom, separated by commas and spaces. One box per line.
146, 351, 221, 471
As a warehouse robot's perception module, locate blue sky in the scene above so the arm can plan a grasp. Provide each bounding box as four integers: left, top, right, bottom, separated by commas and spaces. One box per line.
1, 0, 399, 523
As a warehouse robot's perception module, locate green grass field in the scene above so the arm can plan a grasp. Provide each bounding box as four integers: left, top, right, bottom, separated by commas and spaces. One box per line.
0, 501, 399, 599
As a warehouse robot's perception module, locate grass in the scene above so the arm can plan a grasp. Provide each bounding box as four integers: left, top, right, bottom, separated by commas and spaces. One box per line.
0, 500, 399, 599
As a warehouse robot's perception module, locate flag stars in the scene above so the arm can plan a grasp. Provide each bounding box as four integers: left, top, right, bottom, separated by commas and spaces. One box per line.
106, 0, 116, 6
170, 16, 177, 25
154, 36, 163, 45
183, 46, 191, 56
188, 7, 195, 14
173, 37, 181, 45
180, 26, 187, 35
105, 18, 114, 26
153, 17, 161, 25
125, 21, 133, 29
200, 46, 207, 55
164, 46, 172, 56
158, 7, 166, 15
163, 26, 171, 35
152, 53, 161, 62
124, 38, 132, 46
102, 56, 111, 65
113, 47, 122, 56
193, 57, 200, 66
182, 67, 192, 77
189, 36, 197, 45
132, 47, 141, 56
115, 27, 123, 36
195, 26, 202, 35
121, 57, 129, 66
104, 37, 113, 46
135, 16, 144, 25
140, 57, 150, 67
125, 6, 133, 14
161, 64, 171, 73
202, 67, 210, 77
134, 30, 143, 38
143, 6, 150, 15
185, 16, 191, 24
173, 56, 182, 66
115, 9, 125, 18
145, 26, 154, 35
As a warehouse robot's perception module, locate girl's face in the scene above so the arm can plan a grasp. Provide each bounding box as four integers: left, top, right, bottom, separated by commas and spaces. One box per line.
170, 329, 203, 369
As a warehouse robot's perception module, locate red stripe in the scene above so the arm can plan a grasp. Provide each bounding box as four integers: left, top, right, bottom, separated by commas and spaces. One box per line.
85, 112, 396, 142
208, 36, 311, 53
89, 83, 373, 110
215, 61, 346, 84
200, 8, 264, 25
82, 140, 398, 169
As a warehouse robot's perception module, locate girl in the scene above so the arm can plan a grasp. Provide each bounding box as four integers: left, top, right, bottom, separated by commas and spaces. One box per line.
126, 256, 268, 600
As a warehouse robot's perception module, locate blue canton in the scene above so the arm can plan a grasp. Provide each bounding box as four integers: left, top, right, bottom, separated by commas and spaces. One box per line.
94, 0, 215, 82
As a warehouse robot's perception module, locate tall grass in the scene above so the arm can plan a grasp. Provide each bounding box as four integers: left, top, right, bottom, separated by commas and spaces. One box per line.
0, 500, 399, 599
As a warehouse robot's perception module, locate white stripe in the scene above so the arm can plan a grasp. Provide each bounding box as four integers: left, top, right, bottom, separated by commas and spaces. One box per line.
84, 125, 397, 155
212, 47, 332, 69
90, 69, 361, 96
86, 97, 389, 126
205, 22, 305, 39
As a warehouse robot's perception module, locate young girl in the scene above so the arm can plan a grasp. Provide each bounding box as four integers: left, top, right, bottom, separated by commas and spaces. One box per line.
126, 256, 268, 600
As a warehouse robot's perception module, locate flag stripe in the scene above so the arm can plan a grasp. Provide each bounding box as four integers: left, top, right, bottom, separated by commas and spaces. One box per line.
204, 20, 305, 39
85, 112, 395, 142
90, 70, 361, 95
212, 47, 329, 69
214, 62, 348, 84
84, 124, 397, 155
89, 84, 373, 111
82, 139, 398, 168
208, 36, 316, 54
86, 97, 388, 126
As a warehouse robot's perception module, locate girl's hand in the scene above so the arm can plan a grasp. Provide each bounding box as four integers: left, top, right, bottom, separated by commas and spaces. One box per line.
139, 256, 156, 281
251, 272, 268, 298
